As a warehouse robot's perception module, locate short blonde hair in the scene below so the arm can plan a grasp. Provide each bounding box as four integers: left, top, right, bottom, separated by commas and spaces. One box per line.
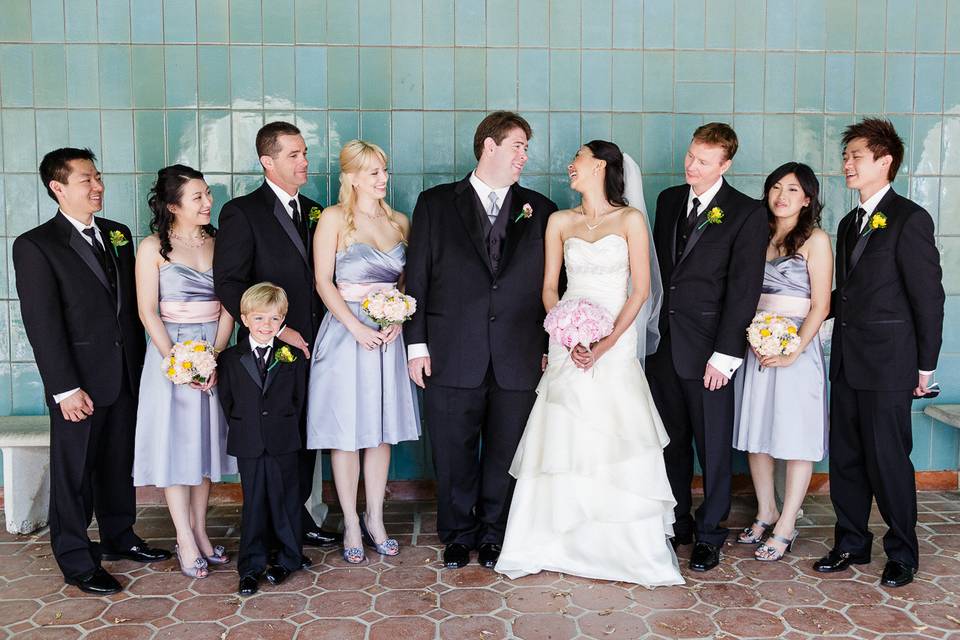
240, 282, 288, 316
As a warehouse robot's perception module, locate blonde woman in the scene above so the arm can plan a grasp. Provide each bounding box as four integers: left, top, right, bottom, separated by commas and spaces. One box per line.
305, 140, 421, 564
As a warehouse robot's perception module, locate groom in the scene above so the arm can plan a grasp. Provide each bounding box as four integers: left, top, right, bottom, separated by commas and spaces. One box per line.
405, 111, 557, 569
647, 123, 767, 571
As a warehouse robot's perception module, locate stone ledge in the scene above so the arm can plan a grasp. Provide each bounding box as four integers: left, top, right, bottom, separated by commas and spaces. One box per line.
925, 404, 960, 429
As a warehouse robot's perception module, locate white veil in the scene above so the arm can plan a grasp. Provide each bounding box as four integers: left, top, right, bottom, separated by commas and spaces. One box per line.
621, 153, 663, 368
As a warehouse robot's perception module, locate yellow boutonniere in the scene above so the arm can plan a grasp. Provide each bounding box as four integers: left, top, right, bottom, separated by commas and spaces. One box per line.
697, 207, 724, 230
868, 212, 887, 231
309, 206, 322, 227
514, 203, 534, 223
108, 230, 129, 256
268, 345, 298, 371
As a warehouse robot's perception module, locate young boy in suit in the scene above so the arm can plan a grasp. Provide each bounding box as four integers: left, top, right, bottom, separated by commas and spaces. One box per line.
218, 282, 308, 595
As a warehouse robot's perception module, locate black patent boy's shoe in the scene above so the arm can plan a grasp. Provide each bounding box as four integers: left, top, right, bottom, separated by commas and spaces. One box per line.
689, 542, 721, 572
265, 565, 291, 586
303, 529, 342, 547
880, 560, 917, 588
813, 548, 870, 573
477, 543, 502, 568
443, 543, 470, 569
238, 573, 260, 596
65, 567, 122, 595
102, 542, 172, 563
670, 533, 694, 550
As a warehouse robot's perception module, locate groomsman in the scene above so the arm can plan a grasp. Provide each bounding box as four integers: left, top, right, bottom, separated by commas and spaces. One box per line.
814, 119, 944, 588
405, 111, 557, 569
13, 148, 170, 594
213, 122, 341, 548
647, 124, 768, 571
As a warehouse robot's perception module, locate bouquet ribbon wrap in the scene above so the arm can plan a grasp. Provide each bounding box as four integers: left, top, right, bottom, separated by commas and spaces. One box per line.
337, 281, 396, 303
159, 300, 222, 323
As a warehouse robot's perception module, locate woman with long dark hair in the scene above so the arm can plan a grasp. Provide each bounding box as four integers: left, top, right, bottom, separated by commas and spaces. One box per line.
733, 162, 832, 561
133, 165, 236, 579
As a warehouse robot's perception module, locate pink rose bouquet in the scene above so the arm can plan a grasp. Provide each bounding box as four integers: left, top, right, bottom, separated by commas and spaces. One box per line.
164, 339, 217, 385
543, 298, 614, 350
362, 288, 417, 327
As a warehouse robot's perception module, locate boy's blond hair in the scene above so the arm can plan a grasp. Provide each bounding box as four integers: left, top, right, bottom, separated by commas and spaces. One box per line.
240, 282, 288, 316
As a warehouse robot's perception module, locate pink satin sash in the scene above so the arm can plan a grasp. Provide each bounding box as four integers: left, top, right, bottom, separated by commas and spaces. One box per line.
160, 300, 222, 323
757, 293, 810, 318
337, 282, 396, 303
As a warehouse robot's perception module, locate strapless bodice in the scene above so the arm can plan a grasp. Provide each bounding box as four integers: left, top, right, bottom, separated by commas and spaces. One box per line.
763, 254, 811, 298
159, 263, 216, 302
335, 242, 405, 284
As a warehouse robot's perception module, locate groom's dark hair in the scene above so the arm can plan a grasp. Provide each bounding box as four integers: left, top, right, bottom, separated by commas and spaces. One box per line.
842, 118, 904, 182
473, 111, 533, 160
39, 147, 97, 201
256, 121, 301, 159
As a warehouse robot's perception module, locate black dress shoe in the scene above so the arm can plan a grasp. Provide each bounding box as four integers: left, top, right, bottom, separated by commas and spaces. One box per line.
238, 574, 260, 596
689, 542, 721, 572
303, 529, 342, 547
265, 565, 291, 585
670, 533, 694, 550
813, 548, 870, 573
65, 567, 122, 594
102, 543, 172, 563
300, 554, 312, 569
881, 560, 917, 587
443, 543, 470, 569
477, 543, 501, 568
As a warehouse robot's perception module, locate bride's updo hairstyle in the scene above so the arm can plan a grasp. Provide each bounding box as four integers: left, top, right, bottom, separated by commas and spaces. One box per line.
148, 164, 215, 261
337, 139, 405, 244
584, 140, 627, 208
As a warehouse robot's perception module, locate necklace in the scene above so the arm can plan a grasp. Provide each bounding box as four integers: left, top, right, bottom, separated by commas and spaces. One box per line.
578, 205, 618, 232
357, 204, 386, 221
169, 227, 207, 247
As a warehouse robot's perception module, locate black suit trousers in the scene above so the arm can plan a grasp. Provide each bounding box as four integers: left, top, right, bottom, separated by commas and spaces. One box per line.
237, 452, 302, 577
829, 371, 917, 568
49, 372, 139, 580
423, 366, 536, 547
647, 338, 734, 546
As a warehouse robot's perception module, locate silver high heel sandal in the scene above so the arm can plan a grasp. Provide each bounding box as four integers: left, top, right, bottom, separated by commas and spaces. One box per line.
175, 544, 209, 578
755, 531, 799, 562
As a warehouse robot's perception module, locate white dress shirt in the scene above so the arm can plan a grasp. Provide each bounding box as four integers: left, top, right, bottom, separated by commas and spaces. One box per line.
53, 211, 105, 404
265, 177, 300, 220
407, 173, 510, 361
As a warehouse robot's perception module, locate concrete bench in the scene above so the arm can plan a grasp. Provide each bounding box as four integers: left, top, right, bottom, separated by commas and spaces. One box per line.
0, 416, 50, 534
924, 405, 960, 430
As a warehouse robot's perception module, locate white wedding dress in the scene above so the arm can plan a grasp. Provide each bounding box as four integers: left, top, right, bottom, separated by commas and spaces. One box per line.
495, 234, 683, 587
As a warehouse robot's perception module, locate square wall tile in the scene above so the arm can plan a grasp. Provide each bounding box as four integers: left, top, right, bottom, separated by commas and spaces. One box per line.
914, 55, 944, 114
5, 174, 40, 236
2, 110, 37, 173
642, 113, 674, 173
796, 0, 825, 50
134, 110, 165, 173
582, 50, 612, 111
328, 47, 359, 109
11, 364, 45, 416
643, 51, 674, 112
612, 0, 642, 48
794, 114, 824, 172
199, 110, 232, 173
764, 52, 795, 112
581, 112, 612, 144
549, 0, 581, 48
198, 45, 230, 108
66, 45, 100, 108
391, 48, 422, 109
523, 112, 549, 174
230, 46, 263, 109
101, 173, 137, 230
359, 0, 390, 45
454, 111, 483, 174
30, 0, 65, 42
166, 111, 199, 168
98, 45, 132, 108
131, 0, 163, 43
582, 0, 612, 48
945, 55, 960, 114
454, 48, 485, 109
917, 0, 946, 52
644, 0, 674, 49
295, 46, 327, 110
486, 49, 517, 110
883, 54, 915, 113
549, 50, 579, 111
611, 51, 642, 111
295, 111, 327, 172
912, 115, 942, 175
229, 0, 262, 43
98, 0, 132, 41
675, 0, 705, 49
360, 112, 391, 155
423, 0, 455, 45
422, 111, 455, 173
392, 0, 423, 45
197, 0, 229, 42
359, 47, 391, 109
703, 0, 734, 49
231, 111, 264, 173
263, 0, 295, 43
131, 46, 165, 108
853, 53, 883, 114
165, 45, 198, 108
163, 0, 198, 42
486, 0, 517, 46
824, 53, 854, 112
610, 112, 641, 160
1, 45, 34, 108
328, 110, 360, 160
390, 175, 423, 216
100, 110, 135, 172
35, 110, 69, 159
391, 112, 423, 173
885, 0, 917, 52
732, 113, 763, 173
67, 110, 102, 157
549, 113, 581, 173
734, 51, 763, 112
795, 52, 824, 112
856, 0, 885, 51
295, 0, 326, 44
734, 0, 765, 49
263, 46, 295, 110
454, 0, 485, 46
764, 0, 795, 50
518, 49, 549, 111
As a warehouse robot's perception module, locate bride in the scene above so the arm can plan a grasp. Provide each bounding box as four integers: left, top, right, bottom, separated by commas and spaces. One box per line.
495, 140, 683, 587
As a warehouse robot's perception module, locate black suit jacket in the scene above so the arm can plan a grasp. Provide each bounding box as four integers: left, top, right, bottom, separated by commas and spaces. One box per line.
217, 339, 307, 458
404, 174, 558, 390
13, 212, 146, 406
213, 182, 323, 341
830, 188, 944, 390
651, 179, 768, 379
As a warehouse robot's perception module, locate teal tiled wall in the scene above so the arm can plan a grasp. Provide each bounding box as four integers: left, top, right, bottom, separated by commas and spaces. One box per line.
1, 0, 958, 478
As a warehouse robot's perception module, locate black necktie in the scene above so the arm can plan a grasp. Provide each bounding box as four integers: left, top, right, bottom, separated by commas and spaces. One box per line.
846, 207, 866, 264
82, 227, 116, 290
255, 345, 270, 379
289, 198, 307, 247
676, 197, 701, 259
855, 207, 867, 234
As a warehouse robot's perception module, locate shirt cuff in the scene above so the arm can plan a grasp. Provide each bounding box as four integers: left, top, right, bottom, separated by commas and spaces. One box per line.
919, 370, 935, 377
53, 388, 80, 404
708, 352, 743, 378
407, 343, 430, 360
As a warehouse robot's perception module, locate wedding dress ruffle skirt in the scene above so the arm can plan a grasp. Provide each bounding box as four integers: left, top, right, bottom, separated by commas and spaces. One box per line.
496, 235, 683, 587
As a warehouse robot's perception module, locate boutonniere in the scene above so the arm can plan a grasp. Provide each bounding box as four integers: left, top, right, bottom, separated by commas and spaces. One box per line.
867, 212, 887, 232
697, 206, 724, 230
268, 345, 298, 371
108, 230, 129, 256
514, 203, 534, 223
308, 206, 322, 227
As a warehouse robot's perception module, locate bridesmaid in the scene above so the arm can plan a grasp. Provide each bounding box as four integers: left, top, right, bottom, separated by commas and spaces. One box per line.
133, 165, 237, 578
732, 162, 832, 561
305, 140, 420, 563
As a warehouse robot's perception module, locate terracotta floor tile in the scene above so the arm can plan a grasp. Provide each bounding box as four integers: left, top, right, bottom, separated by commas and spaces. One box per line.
756, 579, 824, 606
696, 582, 761, 608
439, 565, 501, 588
714, 607, 786, 637
846, 604, 922, 633
438, 587, 504, 614
578, 610, 649, 639
308, 590, 373, 617
237, 593, 307, 619
103, 596, 175, 624
368, 616, 436, 640
83, 625, 155, 640
377, 566, 438, 589
505, 586, 570, 613
33, 598, 107, 625
818, 579, 887, 605
314, 567, 378, 590
782, 606, 855, 635
438, 614, 508, 640
373, 588, 437, 615
646, 610, 718, 638
0, 599, 40, 626
911, 602, 960, 632
510, 612, 578, 640
223, 620, 296, 639
13, 628, 83, 639
172, 594, 242, 621
297, 618, 367, 640
568, 583, 634, 610
153, 621, 226, 640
